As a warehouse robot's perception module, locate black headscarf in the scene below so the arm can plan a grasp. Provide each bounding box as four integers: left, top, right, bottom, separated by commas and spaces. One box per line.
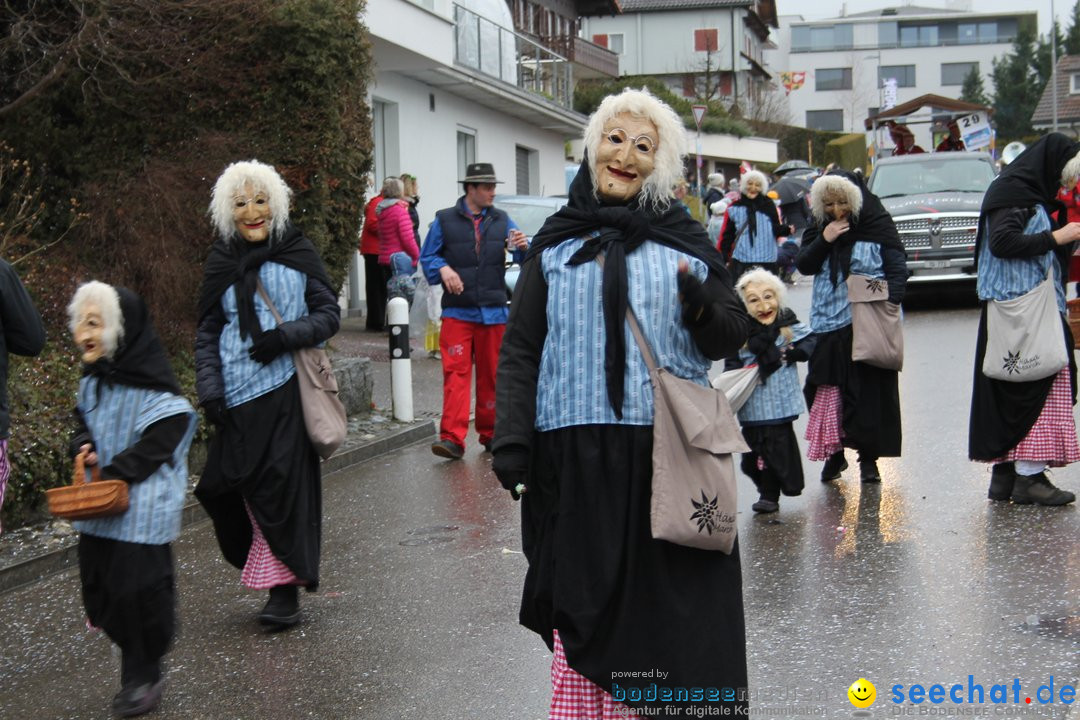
982, 133, 1080, 217
525, 155, 728, 418
974, 133, 1080, 264
812, 169, 903, 287
745, 307, 797, 382
732, 189, 782, 244
83, 286, 181, 397
197, 223, 332, 339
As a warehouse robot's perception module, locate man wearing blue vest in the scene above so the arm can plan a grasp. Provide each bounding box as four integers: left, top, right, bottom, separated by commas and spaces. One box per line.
420, 163, 528, 459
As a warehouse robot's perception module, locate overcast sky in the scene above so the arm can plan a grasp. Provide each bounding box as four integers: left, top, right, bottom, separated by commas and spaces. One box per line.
794, 0, 1069, 36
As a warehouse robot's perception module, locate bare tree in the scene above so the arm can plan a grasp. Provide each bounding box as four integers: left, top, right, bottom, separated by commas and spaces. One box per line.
0, 0, 263, 119
837, 54, 877, 133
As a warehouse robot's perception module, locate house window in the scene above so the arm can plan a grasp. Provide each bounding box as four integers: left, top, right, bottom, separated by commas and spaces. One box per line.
816, 68, 852, 91
457, 128, 476, 182
806, 109, 843, 132
899, 24, 938, 48
607, 33, 624, 54
1071, 74, 1080, 94
942, 62, 978, 86
879, 65, 916, 88
791, 24, 853, 52
694, 28, 719, 52
515, 145, 538, 194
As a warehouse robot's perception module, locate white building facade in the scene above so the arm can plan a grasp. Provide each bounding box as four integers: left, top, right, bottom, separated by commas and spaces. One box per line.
765, 6, 1035, 148
353, 0, 597, 313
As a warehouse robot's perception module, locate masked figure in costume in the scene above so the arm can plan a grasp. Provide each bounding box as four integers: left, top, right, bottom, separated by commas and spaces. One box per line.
492, 87, 750, 717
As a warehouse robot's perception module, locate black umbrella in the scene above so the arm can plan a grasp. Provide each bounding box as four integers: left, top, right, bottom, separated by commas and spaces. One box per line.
774, 159, 813, 176
773, 175, 812, 205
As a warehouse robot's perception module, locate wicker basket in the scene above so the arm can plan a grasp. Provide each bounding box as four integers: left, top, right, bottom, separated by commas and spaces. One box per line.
1069, 299, 1080, 350
45, 450, 128, 520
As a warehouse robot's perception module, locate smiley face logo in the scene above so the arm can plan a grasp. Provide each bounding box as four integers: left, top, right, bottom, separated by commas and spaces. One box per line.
848, 678, 876, 709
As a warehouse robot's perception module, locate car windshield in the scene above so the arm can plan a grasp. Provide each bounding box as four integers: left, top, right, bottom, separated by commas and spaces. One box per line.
870, 157, 997, 198
496, 199, 564, 236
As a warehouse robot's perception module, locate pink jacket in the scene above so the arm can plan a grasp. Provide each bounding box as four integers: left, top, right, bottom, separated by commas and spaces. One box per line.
376, 199, 420, 267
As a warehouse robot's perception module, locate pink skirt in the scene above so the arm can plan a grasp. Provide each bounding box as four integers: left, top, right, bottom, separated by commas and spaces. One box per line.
241, 501, 300, 590
804, 385, 844, 461
992, 368, 1080, 467
550, 630, 638, 719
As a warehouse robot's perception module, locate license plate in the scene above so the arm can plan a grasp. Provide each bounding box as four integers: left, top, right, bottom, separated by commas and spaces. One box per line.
925, 260, 949, 268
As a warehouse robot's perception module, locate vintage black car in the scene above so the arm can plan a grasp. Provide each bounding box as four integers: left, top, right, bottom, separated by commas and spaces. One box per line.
867, 151, 998, 283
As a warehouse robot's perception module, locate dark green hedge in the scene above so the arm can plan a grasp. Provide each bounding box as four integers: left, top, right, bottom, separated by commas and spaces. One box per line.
0, 0, 373, 528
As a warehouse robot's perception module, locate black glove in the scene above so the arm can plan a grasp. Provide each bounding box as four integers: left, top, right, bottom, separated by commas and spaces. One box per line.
783, 346, 809, 365
677, 268, 715, 326
746, 332, 774, 356
202, 398, 228, 427
492, 445, 530, 501
248, 329, 286, 364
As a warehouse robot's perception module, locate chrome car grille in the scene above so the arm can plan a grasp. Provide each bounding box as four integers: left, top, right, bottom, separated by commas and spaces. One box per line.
894, 213, 979, 250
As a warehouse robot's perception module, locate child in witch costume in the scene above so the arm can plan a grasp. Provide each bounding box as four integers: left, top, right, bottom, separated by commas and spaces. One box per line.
730, 268, 815, 513
68, 281, 197, 717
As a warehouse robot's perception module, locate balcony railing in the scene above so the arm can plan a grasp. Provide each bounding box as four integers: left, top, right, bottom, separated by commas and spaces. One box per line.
453, 3, 573, 109
541, 35, 619, 78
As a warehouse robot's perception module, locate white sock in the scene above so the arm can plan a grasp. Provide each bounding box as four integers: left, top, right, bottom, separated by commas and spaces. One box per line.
1015, 460, 1047, 477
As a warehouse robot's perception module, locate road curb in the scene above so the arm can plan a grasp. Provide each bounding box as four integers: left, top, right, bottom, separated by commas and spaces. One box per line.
0, 419, 436, 596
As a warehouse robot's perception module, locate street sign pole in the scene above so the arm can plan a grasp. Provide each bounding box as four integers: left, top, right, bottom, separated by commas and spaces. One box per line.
692, 104, 707, 202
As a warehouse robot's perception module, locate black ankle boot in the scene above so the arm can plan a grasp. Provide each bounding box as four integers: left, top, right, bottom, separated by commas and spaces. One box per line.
258, 585, 300, 628
859, 459, 881, 483
988, 462, 1016, 501
1011, 472, 1076, 506
820, 451, 848, 482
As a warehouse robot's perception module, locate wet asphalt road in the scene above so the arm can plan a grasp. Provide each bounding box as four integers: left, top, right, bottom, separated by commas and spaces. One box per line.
0, 280, 1077, 719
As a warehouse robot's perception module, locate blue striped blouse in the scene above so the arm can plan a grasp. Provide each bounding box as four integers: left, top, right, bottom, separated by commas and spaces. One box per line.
728, 205, 779, 263
976, 206, 1064, 312
735, 321, 813, 424
808, 242, 886, 333
219, 262, 310, 407
535, 239, 712, 430
73, 380, 196, 545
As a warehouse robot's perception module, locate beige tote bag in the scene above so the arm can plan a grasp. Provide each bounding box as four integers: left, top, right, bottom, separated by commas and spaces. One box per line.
625, 309, 749, 554
847, 273, 904, 371
982, 269, 1068, 382
257, 281, 347, 460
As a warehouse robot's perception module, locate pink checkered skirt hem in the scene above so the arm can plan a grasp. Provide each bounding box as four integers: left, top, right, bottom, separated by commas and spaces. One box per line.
804, 385, 844, 461
550, 630, 638, 719
241, 501, 300, 590
992, 368, 1080, 467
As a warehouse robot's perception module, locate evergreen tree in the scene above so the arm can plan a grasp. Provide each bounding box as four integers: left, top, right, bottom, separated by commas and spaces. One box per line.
960, 66, 990, 107
1036, 21, 1065, 87
1066, 0, 1080, 56
992, 26, 1041, 138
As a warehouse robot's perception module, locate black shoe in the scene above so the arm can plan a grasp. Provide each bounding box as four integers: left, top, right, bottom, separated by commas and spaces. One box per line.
820, 452, 848, 482
112, 679, 165, 717
1011, 472, 1076, 506
988, 462, 1016, 501
859, 459, 881, 483
751, 497, 779, 513
431, 440, 464, 459
258, 585, 300, 628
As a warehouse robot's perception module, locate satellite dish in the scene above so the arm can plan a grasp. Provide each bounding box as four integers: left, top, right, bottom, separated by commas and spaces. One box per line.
1001, 141, 1026, 166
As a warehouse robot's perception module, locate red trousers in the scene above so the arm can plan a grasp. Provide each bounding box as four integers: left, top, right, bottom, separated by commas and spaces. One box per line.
438, 317, 504, 448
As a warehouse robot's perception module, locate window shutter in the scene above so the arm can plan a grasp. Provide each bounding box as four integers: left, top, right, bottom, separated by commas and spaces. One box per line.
592, 34, 608, 48
694, 29, 718, 52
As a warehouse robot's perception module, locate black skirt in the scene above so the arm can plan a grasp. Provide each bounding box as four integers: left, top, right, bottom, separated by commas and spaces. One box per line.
520, 424, 748, 713
195, 375, 322, 588
968, 304, 1076, 460
78, 534, 175, 662
805, 324, 902, 458
740, 422, 805, 498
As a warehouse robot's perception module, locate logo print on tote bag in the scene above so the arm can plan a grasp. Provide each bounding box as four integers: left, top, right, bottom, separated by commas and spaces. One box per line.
864, 277, 886, 294
690, 490, 722, 535
1001, 350, 1024, 376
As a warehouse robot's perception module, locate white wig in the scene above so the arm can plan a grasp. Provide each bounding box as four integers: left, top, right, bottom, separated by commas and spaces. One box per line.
583, 87, 685, 210
707, 172, 725, 188
67, 281, 123, 360
208, 159, 293, 242
809, 174, 863, 224
739, 170, 769, 195
734, 267, 787, 310
1062, 151, 1080, 191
